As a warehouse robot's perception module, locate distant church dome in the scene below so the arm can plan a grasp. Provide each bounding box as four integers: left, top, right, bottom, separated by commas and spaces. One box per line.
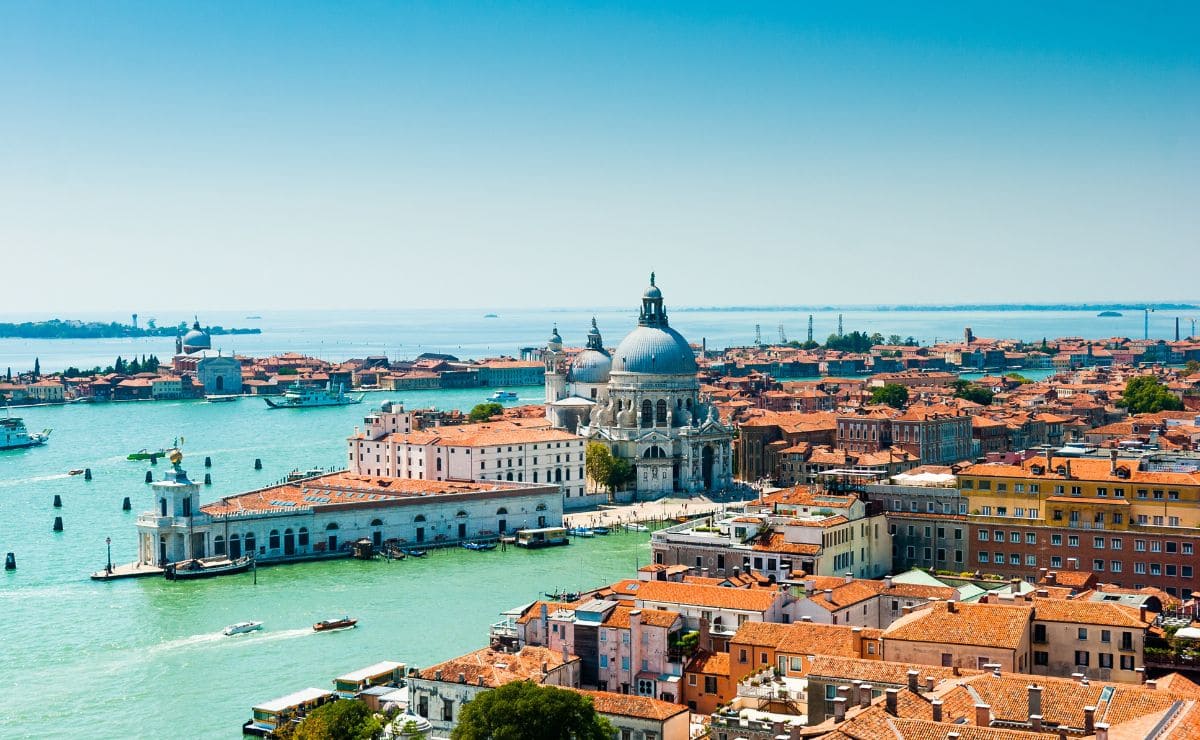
569, 317, 611, 383
182, 318, 211, 354
612, 274, 697, 375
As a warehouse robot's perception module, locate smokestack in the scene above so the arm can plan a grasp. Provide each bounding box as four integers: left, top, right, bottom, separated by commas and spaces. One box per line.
1083, 706, 1096, 734
907, 670, 920, 694
1028, 685, 1042, 720
931, 699, 943, 722
975, 704, 992, 726
824, 589, 834, 602
885, 689, 899, 715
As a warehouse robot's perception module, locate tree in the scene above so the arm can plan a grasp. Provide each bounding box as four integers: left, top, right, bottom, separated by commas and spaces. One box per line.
1005, 372, 1032, 384
291, 699, 381, 740
1186, 360, 1200, 375
585, 442, 615, 491
1119, 375, 1183, 414
608, 457, 634, 491
869, 383, 909, 409
32, 357, 40, 378
451, 681, 614, 740
952, 380, 994, 406
469, 402, 505, 422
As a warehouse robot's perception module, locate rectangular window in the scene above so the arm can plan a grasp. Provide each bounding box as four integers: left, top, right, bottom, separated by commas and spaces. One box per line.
1078, 628, 1088, 640
1093, 559, 1104, 571
1111, 561, 1122, 573
1051, 556, 1062, 568
1185, 543, 1194, 556
1099, 653, 1113, 669
978, 552, 990, 563
1184, 566, 1193, 578
979, 531, 990, 541
1052, 534, 1062, 546
1075, 651, 1090, 667
1026, 533, 1037, 545
1094, 537, 1105, 549
1026, 555, 1037, 566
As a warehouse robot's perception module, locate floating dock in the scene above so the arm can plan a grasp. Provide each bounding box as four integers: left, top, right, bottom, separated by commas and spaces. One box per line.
90, 562, 164, 581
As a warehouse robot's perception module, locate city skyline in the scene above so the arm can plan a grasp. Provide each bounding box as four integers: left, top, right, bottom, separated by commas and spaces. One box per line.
2, 1, 1196, 311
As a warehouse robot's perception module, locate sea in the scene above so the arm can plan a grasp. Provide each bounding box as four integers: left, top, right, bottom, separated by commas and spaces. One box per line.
0, 306, 1188, 373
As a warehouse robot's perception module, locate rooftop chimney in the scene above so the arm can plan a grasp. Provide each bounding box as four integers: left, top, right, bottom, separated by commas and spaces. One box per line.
1036, 589, 1049, 597
1046, 571, 1057, 585
1146, 679, 1157, 690
824, 589, 834, 602
1110, 449, 1118, 475
1083, 706, 1096, 734
699, 617, 711, 652
884, 576, 893, 588
852, 626, 864, 657
1135, 667, 1146, 684
837, 685, 851, 700
1139, 605, 1148, 623
946, 599, 956, 613
902, 605, 914, 615
1095, 722, 1110, 740
434, 669, 443, 681
1038, 567, 1048, 580
1030, 715, 1043, 732
844, 572, 853, 584
477, 676, 484, 686
458, 672, 466, 684
833, 697, 847, 723
925, 676, 935, 692
931, 699, 943, 722
975, 703, 992, 726
907, 670, 920, 694
1071, 673, 1084, 683
801, 615, 813, 622
1028, 685, 1043, 719
885, 688, 899, 715
859, 683, 873, 708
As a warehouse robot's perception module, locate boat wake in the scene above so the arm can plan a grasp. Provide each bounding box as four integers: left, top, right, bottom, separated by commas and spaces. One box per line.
0, 473, 71, 488
150, 627, 312, 653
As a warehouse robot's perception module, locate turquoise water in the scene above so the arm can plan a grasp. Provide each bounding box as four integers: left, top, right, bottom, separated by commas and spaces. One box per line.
0, 390, 648, 739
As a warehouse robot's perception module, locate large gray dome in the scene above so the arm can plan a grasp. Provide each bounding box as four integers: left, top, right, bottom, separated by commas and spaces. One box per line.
612, 325, 697, 375
182, 319, 211, 353
570, 348, 612, 383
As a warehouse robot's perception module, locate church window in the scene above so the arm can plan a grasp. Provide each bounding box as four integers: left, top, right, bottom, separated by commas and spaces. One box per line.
656, 399, 667, 424
641, 400, 653, 427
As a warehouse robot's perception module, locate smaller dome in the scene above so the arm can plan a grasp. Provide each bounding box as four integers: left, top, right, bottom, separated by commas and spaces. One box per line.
570, 349, 612, 384
643, 284, 662, 299
548, 324, 563, 346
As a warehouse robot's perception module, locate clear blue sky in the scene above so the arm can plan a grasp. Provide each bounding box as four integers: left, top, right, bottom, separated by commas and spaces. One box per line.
2, 2, 1196, 312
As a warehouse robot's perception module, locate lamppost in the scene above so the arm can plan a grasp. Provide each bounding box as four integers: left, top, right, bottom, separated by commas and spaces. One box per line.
105, 536, 113, 575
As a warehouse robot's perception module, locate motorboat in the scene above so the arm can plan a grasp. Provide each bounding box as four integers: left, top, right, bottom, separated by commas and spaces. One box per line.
591, 526, 611, 535
569, 527, 594, 538
223, 621, 263, 636
544, 590, 580, 601
68, 469, 85, 476
205, 394, 239, 403
163, 555, 254, 580
285, 467, 327, 482
624, 523, 650, 532
314, 616, 357, 632
1, 414, 50, 451
265, 382, 364, 409
487, 390, 518, 402
402, 549, 427, 558
127, 448, 166, 462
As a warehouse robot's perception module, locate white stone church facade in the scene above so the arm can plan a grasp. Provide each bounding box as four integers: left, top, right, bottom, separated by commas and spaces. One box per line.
544, 275, 733, 499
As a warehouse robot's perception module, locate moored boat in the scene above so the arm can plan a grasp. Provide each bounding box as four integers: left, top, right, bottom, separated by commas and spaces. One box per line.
591, 526, 611, 535
544, 590, 580, 601
624, 523, 649, 532
402, 548, 427, 558
569, 527, 594, 538
223, 621, 263, 636
313, 616, 357, 632
205, 394, 239, 403
461, 541, 497, 551
128, 448, 167, 462
163, 555, 254, 580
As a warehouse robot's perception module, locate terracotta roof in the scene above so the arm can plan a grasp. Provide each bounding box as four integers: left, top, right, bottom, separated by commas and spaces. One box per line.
1030, 599, 1147, 628
884, 601, 1031, 650
732, 621, 882, 658
685, 650, 729, 676
751, 532, 820, 555
623, 580, 781, 613
575, 689, 688, 721
806, 655, 979, 687
417, 646, 575, 688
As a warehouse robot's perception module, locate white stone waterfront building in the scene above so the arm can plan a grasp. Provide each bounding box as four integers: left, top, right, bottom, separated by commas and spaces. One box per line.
545, 274, 734, 499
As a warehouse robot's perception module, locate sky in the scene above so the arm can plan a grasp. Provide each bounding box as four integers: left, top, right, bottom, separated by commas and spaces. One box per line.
1, 1, 1197, 313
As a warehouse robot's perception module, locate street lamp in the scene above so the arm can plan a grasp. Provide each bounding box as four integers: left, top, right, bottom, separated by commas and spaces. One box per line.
105, 536, 112, 575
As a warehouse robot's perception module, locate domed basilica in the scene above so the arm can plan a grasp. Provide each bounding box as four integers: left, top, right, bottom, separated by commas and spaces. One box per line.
544, 274, 733, 497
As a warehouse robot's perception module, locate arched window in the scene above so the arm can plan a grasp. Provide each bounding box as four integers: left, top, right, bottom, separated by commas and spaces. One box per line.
244, 532, 257, 553
533, 471, 538, 483
213, 535, 225, 555
269, 530, 280, 549
536, 503, 548, 511
325, 522, 339, 531
370, 518, 383, 527
656, 399, 667, 424
456, 510, 468, 518
414, 515, 426, 523
298, 528, 309, 547
506, 472, 513, 481
554, 468, 562, 483
641, 400, 653, 427
643, 445, 666, 459
497, 507, 508, 515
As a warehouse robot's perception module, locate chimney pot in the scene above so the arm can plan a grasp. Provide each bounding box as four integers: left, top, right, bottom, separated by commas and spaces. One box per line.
925, 676, 935, 692
859, 683, 873, 708
837, 684, 851, 700
1083, 706, 1096, 733
1146, 679, 1157, 690
1046, 571, 1057, 585
1095, 722, 1110, 740
1028, 684, 1043, 719
1030, 715, 1043, 732
907, 670, 920, 693
833, 697, 847, 722
975, 704, 992, 726
947, 599, 956, 613
458, 672, 466, 683
885, 688, 899, 715
800, 615, 813, 622
930, 698, 943, 721
434, 669, 442, 681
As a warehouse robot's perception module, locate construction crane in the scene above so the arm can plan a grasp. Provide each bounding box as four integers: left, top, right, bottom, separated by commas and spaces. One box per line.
778, 324, 787, 344
1144, 307, 1155, 340
837, 314, 844, 337
807, 315, 814, 344
755, 324, 762, 346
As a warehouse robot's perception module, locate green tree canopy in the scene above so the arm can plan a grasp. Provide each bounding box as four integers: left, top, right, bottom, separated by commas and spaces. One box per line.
450, 681, 614, 740
290, 699, 381, 740
952, 380, 994, 406
869, 383, 909, 409
1119, 375, 1183, 414
585, 442, 633, 493
469, 402, 505, 422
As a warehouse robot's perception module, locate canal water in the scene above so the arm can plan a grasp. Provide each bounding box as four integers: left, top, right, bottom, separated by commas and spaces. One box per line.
0, 389, 649, 739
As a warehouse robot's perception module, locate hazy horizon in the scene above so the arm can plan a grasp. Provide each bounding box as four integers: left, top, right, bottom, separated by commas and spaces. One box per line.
2, 2, 1196, 312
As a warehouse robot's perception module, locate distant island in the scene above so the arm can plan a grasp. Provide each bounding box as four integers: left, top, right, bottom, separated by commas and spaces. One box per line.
0, 319, 262, 340
1098, 310, 1123, 317
677, 302, 1199, 313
